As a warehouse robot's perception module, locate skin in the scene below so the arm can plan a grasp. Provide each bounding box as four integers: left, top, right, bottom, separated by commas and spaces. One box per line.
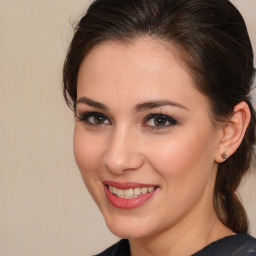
74, 38, 235, 256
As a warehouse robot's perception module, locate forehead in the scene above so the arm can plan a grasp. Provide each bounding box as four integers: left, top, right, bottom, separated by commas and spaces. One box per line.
77, 38, 208, 112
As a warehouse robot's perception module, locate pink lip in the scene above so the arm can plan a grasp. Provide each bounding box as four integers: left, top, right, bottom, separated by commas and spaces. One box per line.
103, 181, 159, 209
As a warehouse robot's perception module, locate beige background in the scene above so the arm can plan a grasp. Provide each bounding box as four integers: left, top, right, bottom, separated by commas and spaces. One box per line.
0, 0, 255, 255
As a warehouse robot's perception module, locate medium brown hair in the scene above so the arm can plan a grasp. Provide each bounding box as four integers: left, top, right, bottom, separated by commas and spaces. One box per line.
63, 0, 255, 233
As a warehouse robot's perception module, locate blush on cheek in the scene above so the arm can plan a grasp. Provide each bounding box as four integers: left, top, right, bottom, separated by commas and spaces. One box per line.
73, 133, 103, 203
73, 133, 95, 173
146, 130, 212, 180
73, 134, 85, 169
145, 140, 187, 176
73, 130, 106, 184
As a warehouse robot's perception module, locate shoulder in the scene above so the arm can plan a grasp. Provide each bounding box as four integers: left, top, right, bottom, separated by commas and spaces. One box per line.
93, 234, 256, 256
93, 239, 130, 256
193, 234, 256, 256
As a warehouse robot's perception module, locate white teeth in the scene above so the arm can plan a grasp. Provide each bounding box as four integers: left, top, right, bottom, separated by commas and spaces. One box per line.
134, 187, 141, 196
148, 187, 154, 192
116, 188, 124, 197
125, 188, 133, 197
141, 187, 147, 194
108, 186, 155, 198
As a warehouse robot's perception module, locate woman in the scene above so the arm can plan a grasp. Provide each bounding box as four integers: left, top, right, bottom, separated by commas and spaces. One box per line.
63, 0, 256, 255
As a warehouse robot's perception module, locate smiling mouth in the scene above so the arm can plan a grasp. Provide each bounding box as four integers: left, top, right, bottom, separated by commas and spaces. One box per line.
103, 181, 159, 208
108, 185, 156, 199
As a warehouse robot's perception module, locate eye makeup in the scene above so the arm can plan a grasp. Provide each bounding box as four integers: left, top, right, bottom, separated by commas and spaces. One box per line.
76, 110, 179, 131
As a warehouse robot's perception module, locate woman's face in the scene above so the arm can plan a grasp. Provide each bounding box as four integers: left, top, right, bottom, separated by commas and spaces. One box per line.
74, 39, 221, 239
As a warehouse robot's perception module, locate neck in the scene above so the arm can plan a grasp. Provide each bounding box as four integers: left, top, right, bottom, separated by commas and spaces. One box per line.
129, 193, 234, 256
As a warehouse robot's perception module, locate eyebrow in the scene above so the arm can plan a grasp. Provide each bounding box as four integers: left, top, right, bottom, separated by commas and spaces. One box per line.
76, 97, 109, 111
134, 100, 188, 112
76, 97, 188, 112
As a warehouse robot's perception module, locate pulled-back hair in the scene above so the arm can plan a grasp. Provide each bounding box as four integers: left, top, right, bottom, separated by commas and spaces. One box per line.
63, 0, 256, 233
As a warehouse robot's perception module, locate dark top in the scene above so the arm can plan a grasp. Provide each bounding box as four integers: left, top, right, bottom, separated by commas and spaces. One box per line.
94, 234, 256, 256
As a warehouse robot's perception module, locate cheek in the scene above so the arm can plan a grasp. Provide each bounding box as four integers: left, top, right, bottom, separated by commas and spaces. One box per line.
143, 129, 217, 223
73, 127, 111, 210
145, 127, 216, 188
73, 127, 104, 189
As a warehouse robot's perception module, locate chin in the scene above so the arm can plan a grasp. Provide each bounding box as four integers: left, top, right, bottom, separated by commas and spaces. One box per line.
103, 212, 157, 239
107, 223, 149, 239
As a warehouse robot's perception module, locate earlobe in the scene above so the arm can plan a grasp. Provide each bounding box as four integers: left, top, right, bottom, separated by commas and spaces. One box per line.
215, 101, 251, 163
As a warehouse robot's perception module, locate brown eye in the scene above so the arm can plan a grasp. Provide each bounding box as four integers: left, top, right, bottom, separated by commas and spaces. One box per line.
90, 114, 108, 124
154, 116, 168, 126
76, 112, 111, 126
143, 114, 177, 129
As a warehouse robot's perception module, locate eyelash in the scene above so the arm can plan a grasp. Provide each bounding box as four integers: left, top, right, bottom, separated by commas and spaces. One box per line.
76, 111, 178, 130
76, 111, 111, 126
142, 113, 178, 130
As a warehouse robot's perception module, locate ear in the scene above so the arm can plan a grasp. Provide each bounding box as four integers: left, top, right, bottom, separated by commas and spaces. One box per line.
215, 101, 251, 163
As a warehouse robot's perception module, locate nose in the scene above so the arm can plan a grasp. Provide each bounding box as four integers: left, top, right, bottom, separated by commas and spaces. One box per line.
103, 125, 144, 174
